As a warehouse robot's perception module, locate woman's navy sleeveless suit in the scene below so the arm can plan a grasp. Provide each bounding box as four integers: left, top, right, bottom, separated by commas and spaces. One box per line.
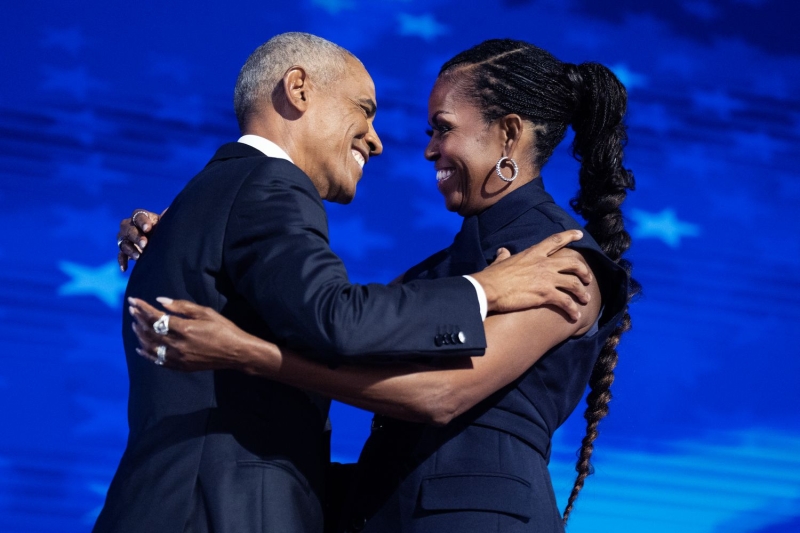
343, 178, 628, 533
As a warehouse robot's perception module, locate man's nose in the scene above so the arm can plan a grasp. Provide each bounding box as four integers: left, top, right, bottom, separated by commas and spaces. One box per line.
367, 124, 383, 156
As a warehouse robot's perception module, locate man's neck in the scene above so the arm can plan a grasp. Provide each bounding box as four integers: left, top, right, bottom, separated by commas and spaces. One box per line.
237, 134, 293, 163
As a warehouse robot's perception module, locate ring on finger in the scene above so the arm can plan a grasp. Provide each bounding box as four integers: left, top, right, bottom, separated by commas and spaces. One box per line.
131, 210, 150, 225
155, 345, 167, 366
117, 238, 125, 249
153, 314, 170, 336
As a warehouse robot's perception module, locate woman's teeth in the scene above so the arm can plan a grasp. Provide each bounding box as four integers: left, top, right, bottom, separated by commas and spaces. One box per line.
436, 169, 454, 182
351, 150, 365, 168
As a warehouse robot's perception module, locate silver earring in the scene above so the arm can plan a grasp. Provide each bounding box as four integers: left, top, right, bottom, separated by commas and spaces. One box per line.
495, 156, 519, 183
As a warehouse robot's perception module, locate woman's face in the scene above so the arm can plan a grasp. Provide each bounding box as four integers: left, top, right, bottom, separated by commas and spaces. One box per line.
425, 78, 511, 216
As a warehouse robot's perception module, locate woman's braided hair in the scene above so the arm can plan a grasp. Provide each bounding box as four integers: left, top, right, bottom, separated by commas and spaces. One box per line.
440, 39, 640, 523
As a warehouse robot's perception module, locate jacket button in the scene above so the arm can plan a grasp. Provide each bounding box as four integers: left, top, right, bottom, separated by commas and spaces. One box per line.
457, 331, 466, 343
434, 334, 443, 346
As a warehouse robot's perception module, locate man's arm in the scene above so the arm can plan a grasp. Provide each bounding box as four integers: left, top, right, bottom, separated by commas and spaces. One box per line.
222, 162, 487, 362
222, 161, 590, 364
130, 251, 601, 423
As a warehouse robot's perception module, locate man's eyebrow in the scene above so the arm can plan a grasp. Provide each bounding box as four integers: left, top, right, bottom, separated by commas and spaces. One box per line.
358, 98, 377, 117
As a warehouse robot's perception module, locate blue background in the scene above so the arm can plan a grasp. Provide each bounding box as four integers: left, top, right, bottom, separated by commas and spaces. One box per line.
1, 0, 799, 531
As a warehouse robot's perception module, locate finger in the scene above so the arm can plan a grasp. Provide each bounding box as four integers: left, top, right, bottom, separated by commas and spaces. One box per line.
119, 240, 141, 261
128, 297, 164, 323
549, 292, 580, 323
554, 275, 591, 305
120, 221, 147, 247
131, 209, 159, 233
538, 230, 583, 257
554, 257, 592, 285
134, 345, 175, 370
135, 347, 159, 364
132, 322, 162, 351
118, 251, 129, 273
155, 297, 207, 319
494, 247, 512, 263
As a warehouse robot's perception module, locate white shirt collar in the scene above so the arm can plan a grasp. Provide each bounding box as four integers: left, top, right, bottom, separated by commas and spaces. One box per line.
237, 134, 294, 163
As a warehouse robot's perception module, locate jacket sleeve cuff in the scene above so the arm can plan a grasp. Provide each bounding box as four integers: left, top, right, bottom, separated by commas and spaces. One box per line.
462, 275, 487, 321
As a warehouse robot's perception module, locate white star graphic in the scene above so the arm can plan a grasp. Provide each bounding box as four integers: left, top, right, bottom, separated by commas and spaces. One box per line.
630, 208, 700, 248
609, 64, 647, 91
397, 13, 448, 41
58, 260, 128, 308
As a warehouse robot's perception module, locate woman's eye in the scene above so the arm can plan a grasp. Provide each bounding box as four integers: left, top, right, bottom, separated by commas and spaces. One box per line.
426, 125, 451, 137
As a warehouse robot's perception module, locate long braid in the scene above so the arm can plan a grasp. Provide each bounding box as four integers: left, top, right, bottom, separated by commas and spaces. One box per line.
440, 40, 639, 524
562, 62, 639, 523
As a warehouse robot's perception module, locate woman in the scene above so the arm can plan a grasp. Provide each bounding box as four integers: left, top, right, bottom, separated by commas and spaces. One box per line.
127, 39, 636, 531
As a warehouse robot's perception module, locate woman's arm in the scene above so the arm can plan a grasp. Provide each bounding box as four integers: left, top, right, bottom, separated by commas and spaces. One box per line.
131, 249, 601, 425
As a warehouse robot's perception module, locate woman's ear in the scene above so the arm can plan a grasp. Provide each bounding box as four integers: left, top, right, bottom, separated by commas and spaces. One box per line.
282, 67, 310, 113
500, 114, 524, 157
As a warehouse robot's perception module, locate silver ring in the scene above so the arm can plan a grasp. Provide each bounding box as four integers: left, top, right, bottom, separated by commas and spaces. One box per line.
117, 238, 125, 249
155, 345, 167, 366
131, 210, 151, 226
153, 314, 170, 336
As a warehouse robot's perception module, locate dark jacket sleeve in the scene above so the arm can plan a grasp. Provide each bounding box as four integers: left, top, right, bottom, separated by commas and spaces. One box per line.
222, 159, 487, 364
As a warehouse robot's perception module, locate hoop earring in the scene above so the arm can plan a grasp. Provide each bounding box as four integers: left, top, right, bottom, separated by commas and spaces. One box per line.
495, 156, 519, 183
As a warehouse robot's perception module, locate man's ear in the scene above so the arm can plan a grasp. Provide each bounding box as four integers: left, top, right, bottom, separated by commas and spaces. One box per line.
283, 66, 310, 113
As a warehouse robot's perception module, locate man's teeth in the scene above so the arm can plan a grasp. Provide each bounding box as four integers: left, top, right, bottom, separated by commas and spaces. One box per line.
437, 169, 454, 182
351, 150, 365, 168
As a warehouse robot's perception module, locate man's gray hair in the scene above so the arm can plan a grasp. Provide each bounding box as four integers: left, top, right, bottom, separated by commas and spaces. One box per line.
234, 32, 355, 130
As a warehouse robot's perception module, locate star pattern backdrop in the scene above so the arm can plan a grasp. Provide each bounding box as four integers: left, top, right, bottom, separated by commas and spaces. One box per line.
1, 1, 799, 531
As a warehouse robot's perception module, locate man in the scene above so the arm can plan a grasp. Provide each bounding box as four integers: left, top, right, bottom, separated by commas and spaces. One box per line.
99, 33, 589, 532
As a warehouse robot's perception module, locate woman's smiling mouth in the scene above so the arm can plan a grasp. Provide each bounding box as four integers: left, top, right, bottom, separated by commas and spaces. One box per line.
436, 168, 454, 183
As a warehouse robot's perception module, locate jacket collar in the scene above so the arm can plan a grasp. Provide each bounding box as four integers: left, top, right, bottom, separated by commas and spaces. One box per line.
475, 177, 553, 241
444, 179, 550, 276
207, 142, 266, 165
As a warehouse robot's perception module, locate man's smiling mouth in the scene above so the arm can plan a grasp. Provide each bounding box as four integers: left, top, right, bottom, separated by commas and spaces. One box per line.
351, 149, 365, 168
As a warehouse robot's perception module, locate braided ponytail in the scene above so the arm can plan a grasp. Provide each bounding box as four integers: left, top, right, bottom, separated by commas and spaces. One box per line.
439, 40, 638, 523
562, 62, 639, 523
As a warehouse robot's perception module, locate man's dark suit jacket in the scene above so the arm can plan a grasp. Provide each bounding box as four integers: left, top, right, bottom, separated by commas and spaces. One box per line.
92, 142, 486, 533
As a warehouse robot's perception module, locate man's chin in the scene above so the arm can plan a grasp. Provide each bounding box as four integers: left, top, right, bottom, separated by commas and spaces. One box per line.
328, 184, 357, 204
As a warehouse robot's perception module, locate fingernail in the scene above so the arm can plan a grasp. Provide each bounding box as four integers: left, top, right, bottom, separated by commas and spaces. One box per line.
133, 252, 140, 260
139, 239, 147, 248
157, 297, 173, 305
135, 348, 146, 357
142, 224, 151, 232
128, 297, 136, 305
128, 306, 136, 316
120, 265, 125, 272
